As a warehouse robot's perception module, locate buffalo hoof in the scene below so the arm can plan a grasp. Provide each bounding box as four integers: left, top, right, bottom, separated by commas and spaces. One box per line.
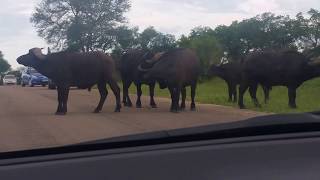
151, 104, 157, 108
124, 102, 133, 107
55, 112, 66, 116
136, 104, 142, 108
93, 109, 101, 113
289, 104, 297, 109
255, 104, 262, 108
239, 105, 246, 109
190, 103, 196, 111
170, 109, 179, 113
114, 105, 121, 112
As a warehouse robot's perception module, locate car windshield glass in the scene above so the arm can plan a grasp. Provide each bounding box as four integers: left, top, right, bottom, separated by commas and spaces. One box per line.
4, 75, 15, 79
28, 69, 38, 74
1, 0, 320, 153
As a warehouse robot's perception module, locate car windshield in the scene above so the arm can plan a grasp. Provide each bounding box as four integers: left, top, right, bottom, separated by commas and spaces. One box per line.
4, 75, 15, 79
0, 0, 320, 153
28, 69, 38, 74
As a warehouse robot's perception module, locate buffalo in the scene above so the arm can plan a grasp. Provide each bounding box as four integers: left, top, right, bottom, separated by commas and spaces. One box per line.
238, 50, 320, 109
209, 61, 271, 103
17, 48, 121, 115
120, 49, 163, 108
139, 48, 200, 112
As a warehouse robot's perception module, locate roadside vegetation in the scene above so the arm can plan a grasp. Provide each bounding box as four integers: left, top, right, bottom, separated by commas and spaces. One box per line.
2, 0, 320, 113
127, 78, 320, 114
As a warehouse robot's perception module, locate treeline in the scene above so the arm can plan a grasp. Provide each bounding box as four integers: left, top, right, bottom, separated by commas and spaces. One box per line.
31, 0, 320, 75
0, 51, 11, 74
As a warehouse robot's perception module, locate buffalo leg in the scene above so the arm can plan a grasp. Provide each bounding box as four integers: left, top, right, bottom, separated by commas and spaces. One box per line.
108, 80, 121, 112
172, 86, 181, 113
232, 83, 237, 103
169, 86, 174, 111
55, 87, 64, 115
249, 83, 261, 108
190, 82, 197, 111
61, 86, 69, 114
149, 82, 157, 108
263, 86, 270, 104
94, 82, 108, 113
238, 81, 249, 109
227, 82, 233, 102
180, 87, 186, 110
288, 87, 297, 108
136, 83, 142, 108
123, 80, 133, 107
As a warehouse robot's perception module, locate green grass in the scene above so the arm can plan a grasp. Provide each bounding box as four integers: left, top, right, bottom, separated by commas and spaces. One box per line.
125, 77, 320, 114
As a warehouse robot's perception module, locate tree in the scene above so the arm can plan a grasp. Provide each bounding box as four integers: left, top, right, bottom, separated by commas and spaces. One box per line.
31, 0, 131, 51
114, 26, 140, 51
308, 9, 320, 48
214, 13, 297, 60
138, 26, 159, 50
0, 51, 11, 74
148, 33, 176, 52
214, 22, 244, 60
294, 9, 320, 50
137, 26, 176, 52
178, 27, 223, 75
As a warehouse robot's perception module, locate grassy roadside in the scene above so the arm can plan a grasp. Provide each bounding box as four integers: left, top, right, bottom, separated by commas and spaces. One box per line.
125, 77, 320, 114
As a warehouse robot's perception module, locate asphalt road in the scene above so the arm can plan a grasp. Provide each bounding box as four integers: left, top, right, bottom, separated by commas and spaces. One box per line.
0, 85, 266, 152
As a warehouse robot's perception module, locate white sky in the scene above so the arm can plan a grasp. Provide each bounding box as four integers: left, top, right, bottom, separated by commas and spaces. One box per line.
0, 0, 319, 68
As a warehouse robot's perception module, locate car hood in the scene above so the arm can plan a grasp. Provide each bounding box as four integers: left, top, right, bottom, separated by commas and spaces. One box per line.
31, 73, 47, 79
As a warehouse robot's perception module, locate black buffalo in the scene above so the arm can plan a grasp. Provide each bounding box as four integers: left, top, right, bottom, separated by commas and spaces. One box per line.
17, 48, 121, 115
139, 48, 200, 112
120, 49, 162, 108
209, 61, 271, 103
238, 50, 320, 109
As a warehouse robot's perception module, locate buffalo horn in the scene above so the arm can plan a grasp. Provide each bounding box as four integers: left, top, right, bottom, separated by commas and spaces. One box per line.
30, 48, 46, 60
308, 56, 320, 66
146, 52, 164, 64
137, 64, 150, 72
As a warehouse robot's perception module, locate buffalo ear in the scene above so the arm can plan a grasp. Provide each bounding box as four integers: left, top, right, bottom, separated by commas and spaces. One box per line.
47, 47, 51, 54
29, 48, 46, 60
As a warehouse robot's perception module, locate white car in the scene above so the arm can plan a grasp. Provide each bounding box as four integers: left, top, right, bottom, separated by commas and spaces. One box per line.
3, 75, 17, 85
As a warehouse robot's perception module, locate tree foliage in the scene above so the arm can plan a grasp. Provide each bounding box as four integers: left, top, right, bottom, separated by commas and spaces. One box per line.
0, 51, 11, 74
31, 2, 320, 77
138, 26, 176, 52
178, 27, 223, 74
294, 9, 320, 50
31, 0, 131, 51
214, 13, 298, 60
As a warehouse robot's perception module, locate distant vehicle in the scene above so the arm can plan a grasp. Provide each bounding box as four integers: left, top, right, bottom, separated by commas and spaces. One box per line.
3, 74, 17, 85
21, 68, 48, 87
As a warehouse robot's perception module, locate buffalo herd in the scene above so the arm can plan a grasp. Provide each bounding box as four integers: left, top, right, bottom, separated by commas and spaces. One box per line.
17, 48, 320, 115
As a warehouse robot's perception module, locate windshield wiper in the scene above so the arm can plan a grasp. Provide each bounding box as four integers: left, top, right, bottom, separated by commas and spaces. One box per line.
1, 112, 320, 159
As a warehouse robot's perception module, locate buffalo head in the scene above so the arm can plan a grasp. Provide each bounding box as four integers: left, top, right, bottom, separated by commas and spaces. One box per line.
145, 52, 165, 64
17, 48, 46, 67
137, 52, 165, 72
207, 64, 224, 77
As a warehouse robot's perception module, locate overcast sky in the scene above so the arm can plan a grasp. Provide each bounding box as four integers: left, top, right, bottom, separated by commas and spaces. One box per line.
0, 0, 319, 68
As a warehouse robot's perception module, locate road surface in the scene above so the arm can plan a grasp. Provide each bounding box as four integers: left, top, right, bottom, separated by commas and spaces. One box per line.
0, 86, 266, 152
